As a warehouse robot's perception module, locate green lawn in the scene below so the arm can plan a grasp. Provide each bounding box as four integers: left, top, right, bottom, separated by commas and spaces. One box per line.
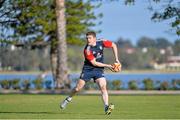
0, 94, 180, 119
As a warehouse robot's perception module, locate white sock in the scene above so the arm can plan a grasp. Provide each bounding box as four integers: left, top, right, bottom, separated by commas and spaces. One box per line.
66, 96, 72, 102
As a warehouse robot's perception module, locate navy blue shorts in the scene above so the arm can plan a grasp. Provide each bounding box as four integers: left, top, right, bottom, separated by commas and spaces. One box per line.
79, 70, 105, 82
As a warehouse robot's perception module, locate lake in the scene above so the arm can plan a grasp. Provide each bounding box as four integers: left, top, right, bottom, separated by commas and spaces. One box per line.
0, 73, 180, 89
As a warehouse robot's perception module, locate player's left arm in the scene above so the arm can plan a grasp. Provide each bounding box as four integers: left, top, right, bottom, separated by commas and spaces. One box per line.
103, 40, 120, 63
112, 42, 120, 63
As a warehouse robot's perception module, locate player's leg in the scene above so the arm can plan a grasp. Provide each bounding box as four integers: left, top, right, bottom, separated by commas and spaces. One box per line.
96, 77, 114, 115
96, 77, 109, 107
60, 79, 85, 109
69, 79, 86, 97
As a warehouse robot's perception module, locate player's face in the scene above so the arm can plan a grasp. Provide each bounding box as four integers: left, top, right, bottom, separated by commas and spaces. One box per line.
86, 35, 96, 46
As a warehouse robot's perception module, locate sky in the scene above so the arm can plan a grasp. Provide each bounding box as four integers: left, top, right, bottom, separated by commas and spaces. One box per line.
92, 0, 179, 45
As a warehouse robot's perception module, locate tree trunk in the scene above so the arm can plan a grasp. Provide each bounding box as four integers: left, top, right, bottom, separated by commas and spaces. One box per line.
55, 0, 70, 89
50, 44, 57, 88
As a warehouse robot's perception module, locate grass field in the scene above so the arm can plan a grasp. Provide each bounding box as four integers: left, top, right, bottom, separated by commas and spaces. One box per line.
0, 94, 180, 119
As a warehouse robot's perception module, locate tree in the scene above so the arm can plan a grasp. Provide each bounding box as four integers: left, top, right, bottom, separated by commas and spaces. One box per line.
156, 37, 172, 48
55, 0, 69, 88
150, 0, 180, 35
0, 0, 17, 42
1, 0, 102, 88
116, 38, 134, 48
0, 0, 15, 24
136, 1, 179, 36
137, 36, 156, 48
173, 40, 180, 56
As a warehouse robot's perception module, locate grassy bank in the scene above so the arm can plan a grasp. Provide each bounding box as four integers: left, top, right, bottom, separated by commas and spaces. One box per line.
0, 94, 180, 119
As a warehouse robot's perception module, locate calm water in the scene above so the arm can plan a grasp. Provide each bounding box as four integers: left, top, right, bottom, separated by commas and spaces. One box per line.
0, 73, 180, 88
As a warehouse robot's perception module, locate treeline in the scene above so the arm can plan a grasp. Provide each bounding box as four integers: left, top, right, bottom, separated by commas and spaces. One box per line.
113, 37, 180, 70
0, 36, 179, 71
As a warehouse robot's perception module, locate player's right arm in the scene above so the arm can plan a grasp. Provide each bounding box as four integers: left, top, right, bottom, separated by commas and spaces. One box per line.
84, 48, 112, 68
90, 58, 112, 68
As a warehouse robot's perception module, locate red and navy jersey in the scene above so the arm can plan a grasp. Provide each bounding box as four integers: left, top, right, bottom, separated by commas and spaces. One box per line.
82, 39, 113, 71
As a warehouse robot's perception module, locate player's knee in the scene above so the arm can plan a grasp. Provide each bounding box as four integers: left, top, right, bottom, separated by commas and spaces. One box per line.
100, 85, 107, 92
75, 87, 81, 92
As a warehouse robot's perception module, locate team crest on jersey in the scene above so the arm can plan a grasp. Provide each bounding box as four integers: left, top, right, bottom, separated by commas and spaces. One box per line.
96, 52, 102, 59
99, 46, 102, 50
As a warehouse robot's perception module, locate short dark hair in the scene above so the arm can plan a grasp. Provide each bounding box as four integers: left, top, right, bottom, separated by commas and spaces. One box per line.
86, 31, 96, 37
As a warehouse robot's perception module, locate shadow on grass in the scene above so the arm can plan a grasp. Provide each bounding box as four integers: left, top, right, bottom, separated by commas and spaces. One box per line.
0, 111, 103, 115
0, 111, 59, 114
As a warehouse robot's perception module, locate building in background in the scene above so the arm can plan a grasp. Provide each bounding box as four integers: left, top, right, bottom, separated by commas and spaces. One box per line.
152, 56, 180, 70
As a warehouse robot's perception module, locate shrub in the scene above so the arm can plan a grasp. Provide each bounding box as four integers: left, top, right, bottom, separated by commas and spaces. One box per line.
160, 81, 169, 90
45, 80, 52, 89
177, 80, 180, 86
143, 78, 154, 90
154, 80, 161, 90
0, 80, 11, 89
128, 80, 138, 90
32, 78, 43, 90
112, 80, 121, 90
172, 79, 180, 90
22, 80, 31, 90
107, 81, 113, 90
11, 79, 20, 89
84, 81, 97, 90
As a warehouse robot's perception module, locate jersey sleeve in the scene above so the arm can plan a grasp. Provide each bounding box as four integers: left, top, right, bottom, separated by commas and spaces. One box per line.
103, 40, 113, 48
84, 49, 95, 61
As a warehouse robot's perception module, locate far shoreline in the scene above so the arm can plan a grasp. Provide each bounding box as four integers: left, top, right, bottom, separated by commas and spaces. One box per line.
0, 69, 180, 75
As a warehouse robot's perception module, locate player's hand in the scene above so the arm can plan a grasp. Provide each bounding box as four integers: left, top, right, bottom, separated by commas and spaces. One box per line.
106, 64, 113, 69
107, 64, 116, 72
110, 62, 122, 72
115, 59, 120, 64
106, 64, 115, 72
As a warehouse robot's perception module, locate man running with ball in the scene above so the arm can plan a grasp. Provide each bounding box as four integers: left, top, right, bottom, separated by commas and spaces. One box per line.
60, 31, 121, 115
